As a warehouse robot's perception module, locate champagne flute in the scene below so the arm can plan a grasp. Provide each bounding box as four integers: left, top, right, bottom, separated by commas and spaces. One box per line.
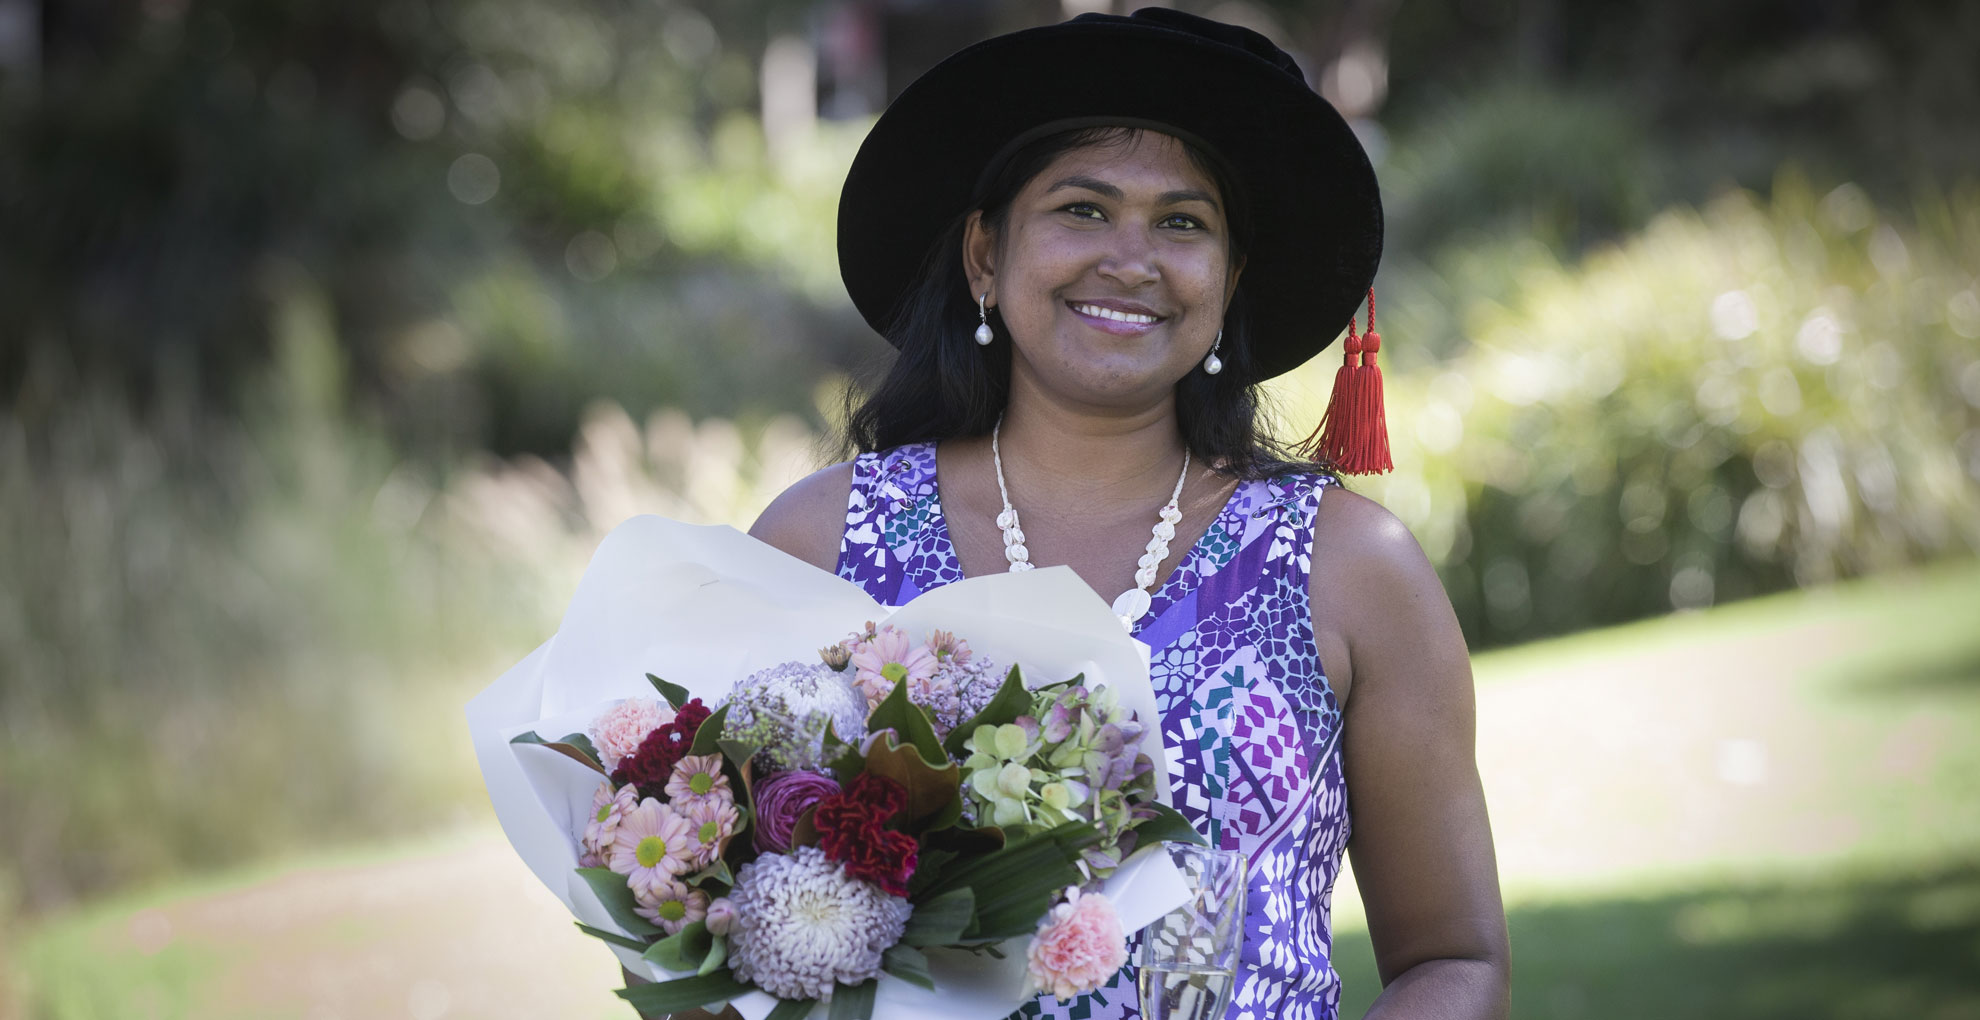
1137, 844, 1246, 1020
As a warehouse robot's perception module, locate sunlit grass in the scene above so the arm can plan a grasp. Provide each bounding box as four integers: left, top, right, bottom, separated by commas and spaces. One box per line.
1328, 559, 1980, 1019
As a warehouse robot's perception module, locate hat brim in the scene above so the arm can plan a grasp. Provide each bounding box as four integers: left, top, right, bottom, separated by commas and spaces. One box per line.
837, 17, 1383, 381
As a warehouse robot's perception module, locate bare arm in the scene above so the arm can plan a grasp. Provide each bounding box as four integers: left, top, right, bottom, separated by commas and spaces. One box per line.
1311, 489, 1510, 1019
747, 461, 856, 571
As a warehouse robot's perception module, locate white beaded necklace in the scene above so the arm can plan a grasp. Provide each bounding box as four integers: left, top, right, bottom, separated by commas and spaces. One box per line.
990, 416, 1189, 630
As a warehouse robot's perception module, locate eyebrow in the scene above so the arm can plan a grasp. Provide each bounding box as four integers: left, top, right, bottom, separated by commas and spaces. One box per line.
1046, 175, 1221, 212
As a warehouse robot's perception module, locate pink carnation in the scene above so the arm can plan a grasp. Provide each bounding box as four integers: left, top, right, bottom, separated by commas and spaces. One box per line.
590, 697, 675, 774
1028, 887, 1128, 1002
847, 625, 938, 710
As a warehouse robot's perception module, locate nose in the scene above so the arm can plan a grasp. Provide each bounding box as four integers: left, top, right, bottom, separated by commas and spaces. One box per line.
1096, 223, 1159, 289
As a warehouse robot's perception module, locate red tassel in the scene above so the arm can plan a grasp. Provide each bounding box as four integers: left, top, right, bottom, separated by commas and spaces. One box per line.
1298, 289, 1392, 474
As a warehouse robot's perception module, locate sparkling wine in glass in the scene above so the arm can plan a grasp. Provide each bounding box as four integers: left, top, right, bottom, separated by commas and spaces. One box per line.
1137, 844, 1246, 1020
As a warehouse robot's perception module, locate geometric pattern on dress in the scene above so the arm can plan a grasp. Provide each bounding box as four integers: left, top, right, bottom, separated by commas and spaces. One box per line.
836, 443, 1351, 1020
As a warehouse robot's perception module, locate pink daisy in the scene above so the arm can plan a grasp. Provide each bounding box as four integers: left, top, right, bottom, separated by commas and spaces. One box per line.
664, 754, 732, 805
680, 796, 741, 869
581, 781, 639, 864
633, 874, 711, 935
590, 697, 675, 774
609, 798, 698, 897
848, 624, 938, 710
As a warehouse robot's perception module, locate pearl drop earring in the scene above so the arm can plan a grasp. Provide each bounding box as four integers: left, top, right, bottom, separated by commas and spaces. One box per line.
1203, 329, 1224, 375
975, 292, 994, 346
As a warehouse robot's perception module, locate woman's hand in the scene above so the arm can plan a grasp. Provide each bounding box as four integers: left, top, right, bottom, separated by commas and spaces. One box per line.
1311, 489, 1511, 1019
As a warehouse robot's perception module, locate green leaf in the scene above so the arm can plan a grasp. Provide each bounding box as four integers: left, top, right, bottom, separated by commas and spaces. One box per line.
642, 920, 713, 974
1134, 801, 1208, 847
576, 867, 664, 938
512, 731, 608, 775
689, 703, 732, 756
647, 673, 692, 710
881, 944, 935, 991
827, 978, 877, 1020
573, 921, 647, 952
717, 738, 759, 772
686, 856, 735, 892
866, 679, 947, 767
765, 998, 817, 1020
698, 935, 729, 977
943, 665, 1033, 759
906, 848, 958, 898
555, 732, 605, 771
900, 887, 974, 947
615, 971, 752, 1014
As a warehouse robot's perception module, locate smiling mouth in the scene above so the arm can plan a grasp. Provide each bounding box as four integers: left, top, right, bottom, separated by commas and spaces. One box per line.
1068, 302, 1164, 324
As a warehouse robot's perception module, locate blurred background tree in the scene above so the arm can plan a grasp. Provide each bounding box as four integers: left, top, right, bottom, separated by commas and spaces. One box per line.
2, 0, 1977, 1015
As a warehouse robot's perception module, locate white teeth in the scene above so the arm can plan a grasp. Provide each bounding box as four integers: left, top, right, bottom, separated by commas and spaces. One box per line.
1072, 303, 1158, 324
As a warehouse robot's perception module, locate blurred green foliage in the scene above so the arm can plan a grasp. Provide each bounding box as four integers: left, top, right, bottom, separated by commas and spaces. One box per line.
1331, 173, 1980, 646
0, 0, 876, 461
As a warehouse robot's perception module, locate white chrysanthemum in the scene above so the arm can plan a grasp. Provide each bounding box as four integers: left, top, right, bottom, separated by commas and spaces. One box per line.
728, 847, 911, 1001
722, 661, 868, 771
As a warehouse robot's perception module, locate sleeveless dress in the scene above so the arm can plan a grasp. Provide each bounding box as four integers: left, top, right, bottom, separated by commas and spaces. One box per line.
835, 442, 1352, 1020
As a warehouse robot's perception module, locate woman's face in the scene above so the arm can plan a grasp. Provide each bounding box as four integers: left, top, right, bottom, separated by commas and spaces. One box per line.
964, 130, 1243, 409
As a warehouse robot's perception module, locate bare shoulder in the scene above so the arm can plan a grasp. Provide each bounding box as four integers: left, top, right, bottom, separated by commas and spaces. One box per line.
748, 460, 856, 573
1309, 482, 1468, 703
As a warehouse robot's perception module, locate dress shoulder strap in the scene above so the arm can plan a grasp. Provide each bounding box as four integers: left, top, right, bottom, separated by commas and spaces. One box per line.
835, 443, 954, 606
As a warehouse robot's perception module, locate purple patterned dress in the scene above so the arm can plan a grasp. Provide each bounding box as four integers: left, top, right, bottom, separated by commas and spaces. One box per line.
836, 442, 1352, 1020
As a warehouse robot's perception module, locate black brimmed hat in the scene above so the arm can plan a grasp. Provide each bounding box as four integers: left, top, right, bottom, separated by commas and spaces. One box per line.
836, 7, 1384, 382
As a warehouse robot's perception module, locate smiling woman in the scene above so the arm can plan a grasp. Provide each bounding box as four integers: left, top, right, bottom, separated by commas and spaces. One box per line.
738, 8, 1509, 1020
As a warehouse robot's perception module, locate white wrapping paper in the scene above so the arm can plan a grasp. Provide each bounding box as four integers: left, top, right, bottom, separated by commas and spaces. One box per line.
467, 515, 1190, 1020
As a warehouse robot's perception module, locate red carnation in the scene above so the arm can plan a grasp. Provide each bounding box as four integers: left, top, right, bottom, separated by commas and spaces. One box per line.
612, 698, 713, 800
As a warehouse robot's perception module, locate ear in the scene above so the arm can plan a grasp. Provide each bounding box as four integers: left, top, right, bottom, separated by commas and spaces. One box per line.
961, 209, 997, 307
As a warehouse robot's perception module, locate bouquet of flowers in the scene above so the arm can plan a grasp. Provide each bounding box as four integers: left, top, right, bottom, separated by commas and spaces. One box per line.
468, 517, 1201, 1020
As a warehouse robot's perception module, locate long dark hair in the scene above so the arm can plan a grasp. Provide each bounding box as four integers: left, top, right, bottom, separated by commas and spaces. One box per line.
843, 125, 1333, 481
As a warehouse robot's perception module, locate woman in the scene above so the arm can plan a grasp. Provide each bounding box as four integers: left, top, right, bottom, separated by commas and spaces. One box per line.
748, 10, 1508, 1020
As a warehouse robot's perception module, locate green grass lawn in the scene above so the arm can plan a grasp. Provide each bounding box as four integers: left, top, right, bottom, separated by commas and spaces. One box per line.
10, 561, 1980, 1020
1331, 559, 1980, 1019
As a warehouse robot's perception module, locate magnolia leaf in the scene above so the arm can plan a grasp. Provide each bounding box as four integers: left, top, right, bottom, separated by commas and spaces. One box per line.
789, 803, 820, 849
576, 867, 664, 938
574, 921, 647, 952
860, 732, 962, 832
615, 972, 752, 1014
866, 679, 947, 767
689, 704, 732, 757
827, 978, 877, 1020
646, 673, 692, 711
643, 920, 713, 974
881, 944, 936, 991
900, 887, 974, 947
943, 665, 1035, 759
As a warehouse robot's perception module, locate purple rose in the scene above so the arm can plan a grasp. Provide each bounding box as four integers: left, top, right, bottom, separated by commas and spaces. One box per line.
753, 770, 842, 853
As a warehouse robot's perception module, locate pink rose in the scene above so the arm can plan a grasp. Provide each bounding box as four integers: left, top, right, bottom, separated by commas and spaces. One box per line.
752, 770, 841, 853
1028, 887, 1128, 1002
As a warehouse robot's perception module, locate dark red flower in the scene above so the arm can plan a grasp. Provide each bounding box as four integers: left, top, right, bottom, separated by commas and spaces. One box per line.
838, 828, 918, 897
612, 698, 713, 800
813, 773, 917, 896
